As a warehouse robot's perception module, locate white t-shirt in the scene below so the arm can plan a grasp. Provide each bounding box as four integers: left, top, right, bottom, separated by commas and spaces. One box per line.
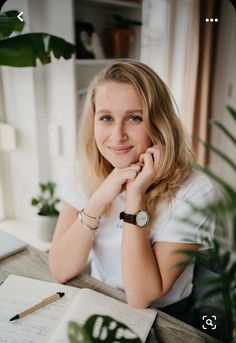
60, 167, 216, 308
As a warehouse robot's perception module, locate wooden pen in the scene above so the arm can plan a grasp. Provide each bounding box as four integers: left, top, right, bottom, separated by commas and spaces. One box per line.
9, 292, 65, 321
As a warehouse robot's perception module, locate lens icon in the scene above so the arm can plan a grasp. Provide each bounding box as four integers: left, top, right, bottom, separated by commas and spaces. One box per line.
206, 319, 213, 326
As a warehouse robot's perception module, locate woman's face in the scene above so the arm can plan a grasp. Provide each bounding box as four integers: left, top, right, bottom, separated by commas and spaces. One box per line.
94, 81, 152, 168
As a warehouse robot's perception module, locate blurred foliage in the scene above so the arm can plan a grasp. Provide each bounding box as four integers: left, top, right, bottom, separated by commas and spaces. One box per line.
179, 106, 236, 342
68, 315, 142, 343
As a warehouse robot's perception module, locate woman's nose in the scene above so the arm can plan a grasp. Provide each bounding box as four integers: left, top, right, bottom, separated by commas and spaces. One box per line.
112, 123, 128, 142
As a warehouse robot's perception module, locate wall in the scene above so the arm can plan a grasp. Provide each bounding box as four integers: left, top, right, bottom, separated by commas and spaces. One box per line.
1, 0, 40, 220
209, 0, 236, 188
209, 0, 236, 251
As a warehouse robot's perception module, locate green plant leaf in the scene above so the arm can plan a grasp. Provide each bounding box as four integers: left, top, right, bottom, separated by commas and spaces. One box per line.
212, 120, 236, 145
232, 293, 236, 308
228, 262, 236, 279
233, 215, 236, 250
84, 315, 142, 342
184, 197, 236, 217
194, 164, 236, 200
196, 138, 236, 172
196, 276, 224, 288
196, 287, 225, 303
192, 298, 222, 311
0, 10, 24, 39
31, 198, 39, 206
0, 33, 75, 67
32, 181, 60, 216
68, 321, 92, 343
226, 105, 236, 121
221, 251, 231, 269
39, 183, 47, 193
47, 181, 56, 197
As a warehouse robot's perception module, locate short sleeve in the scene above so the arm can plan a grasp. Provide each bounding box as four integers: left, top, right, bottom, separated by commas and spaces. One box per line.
58, 163, 88, 210
149, 171, 216, 250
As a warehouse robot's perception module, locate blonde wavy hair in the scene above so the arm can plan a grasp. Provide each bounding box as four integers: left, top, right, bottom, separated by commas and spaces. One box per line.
77, 59, 194, 215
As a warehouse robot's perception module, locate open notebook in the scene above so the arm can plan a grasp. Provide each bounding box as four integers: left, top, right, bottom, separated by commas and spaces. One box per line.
0, 230, 26, 260
0, 275, 157, 343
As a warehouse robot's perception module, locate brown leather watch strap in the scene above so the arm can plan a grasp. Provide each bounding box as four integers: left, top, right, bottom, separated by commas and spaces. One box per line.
119, 211, 136, 224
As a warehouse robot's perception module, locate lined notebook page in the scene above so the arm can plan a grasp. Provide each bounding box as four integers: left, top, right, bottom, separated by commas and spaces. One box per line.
50, 288, 157, 343
0, 275, 77, 343
0, 275, 157, 343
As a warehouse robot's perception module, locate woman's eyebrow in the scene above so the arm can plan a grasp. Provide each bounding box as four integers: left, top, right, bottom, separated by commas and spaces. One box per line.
95, 110, 111, 115
125, 109, 143, 114
96, 109, 143, 115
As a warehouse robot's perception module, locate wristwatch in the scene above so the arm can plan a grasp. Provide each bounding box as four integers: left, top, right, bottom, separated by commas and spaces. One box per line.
119, 210, 150, 228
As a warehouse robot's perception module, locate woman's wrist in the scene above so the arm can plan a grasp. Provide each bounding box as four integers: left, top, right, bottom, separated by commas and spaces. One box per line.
84, 193, 107, 219
125, 190, 145, 213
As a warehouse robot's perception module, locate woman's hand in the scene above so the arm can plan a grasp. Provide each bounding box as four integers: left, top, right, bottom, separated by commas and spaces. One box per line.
92, 164, 142, 207
126, 146, 160, 196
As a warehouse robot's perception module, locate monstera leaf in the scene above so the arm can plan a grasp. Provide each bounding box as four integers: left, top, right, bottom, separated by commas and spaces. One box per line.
0, 33, 75, 66
68, 315, 142, 343
0, 10, 75, 67
0, 10, 24, 39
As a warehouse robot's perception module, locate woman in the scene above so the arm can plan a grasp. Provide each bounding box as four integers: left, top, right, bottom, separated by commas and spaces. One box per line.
49, 60, 215, 323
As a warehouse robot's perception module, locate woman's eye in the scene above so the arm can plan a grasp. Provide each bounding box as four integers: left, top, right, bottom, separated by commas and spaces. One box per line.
128, 115, 143, 123
99, 115, 113, 122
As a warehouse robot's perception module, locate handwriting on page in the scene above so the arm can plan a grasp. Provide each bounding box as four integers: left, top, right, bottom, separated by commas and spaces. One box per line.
49, 288, 157, 343
77, 290, 156, 331
0, 294, 68, 343
0, 275, 77, 343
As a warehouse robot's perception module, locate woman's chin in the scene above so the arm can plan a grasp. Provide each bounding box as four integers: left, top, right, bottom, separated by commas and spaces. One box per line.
114, 163, 130, 168
110, 158, 137, 169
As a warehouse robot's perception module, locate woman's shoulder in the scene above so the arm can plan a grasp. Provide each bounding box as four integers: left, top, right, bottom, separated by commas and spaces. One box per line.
59, 162, 87, 210
175, 169, 216, 203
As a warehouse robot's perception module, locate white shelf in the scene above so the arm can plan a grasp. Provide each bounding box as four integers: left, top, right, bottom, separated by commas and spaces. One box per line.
0, 219, 51, 252
77, 0, 141, 9
75, 59, 118, 65
74, 0, 142, 107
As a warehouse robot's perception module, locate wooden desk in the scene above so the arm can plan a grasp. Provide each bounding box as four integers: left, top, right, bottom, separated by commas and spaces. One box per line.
0, 246, 219, 343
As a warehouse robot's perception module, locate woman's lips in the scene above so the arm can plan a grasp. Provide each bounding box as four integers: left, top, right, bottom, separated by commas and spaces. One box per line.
108, 146, 133, 155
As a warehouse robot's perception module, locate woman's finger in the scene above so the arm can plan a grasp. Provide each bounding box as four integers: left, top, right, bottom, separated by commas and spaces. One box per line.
145, 146, 160, 169
145, 146, 160, 157
125, 169, 139, 183
141, 152, 154, 170
139, 153, 145, 164
139, 152, 153, 165
128, 163, 142, 173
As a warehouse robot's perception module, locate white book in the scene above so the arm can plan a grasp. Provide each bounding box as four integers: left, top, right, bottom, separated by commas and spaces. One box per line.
0, 275, 157, 343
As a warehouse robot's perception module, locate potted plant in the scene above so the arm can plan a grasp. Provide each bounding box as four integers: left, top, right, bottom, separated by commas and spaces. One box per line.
31, 181, 60, 241
104, 14, 142, 58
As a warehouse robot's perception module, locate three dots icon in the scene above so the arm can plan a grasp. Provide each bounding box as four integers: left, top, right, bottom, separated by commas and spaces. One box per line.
205, 18, 218, 22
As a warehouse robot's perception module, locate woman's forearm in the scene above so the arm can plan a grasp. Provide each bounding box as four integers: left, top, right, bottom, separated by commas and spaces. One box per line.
122, 192, 162, 308
49, 218, 93, 283
49, 195, 106, 283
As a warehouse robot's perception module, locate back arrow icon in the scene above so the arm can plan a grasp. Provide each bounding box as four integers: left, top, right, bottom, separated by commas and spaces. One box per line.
17, 11, 24, 22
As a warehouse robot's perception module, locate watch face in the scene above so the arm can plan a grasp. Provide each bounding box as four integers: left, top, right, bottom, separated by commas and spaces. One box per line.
136, 210, 149, 227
